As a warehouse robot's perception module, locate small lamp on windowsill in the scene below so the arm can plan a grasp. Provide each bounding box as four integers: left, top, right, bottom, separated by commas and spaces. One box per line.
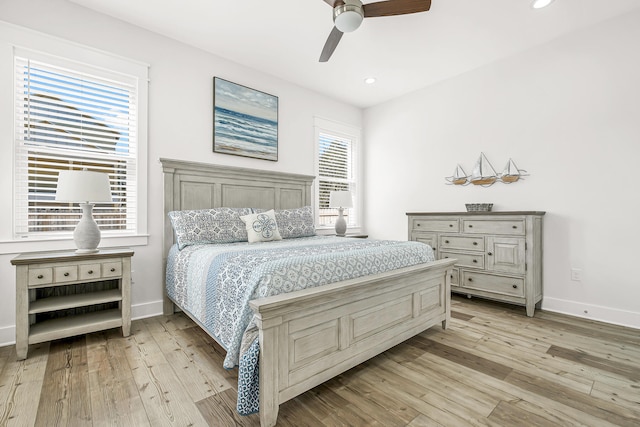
329, 190, 353, 237
55, 170, 113, 254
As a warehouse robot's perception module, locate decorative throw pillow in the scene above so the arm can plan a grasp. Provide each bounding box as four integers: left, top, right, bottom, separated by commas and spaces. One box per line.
274, 206, 316, 239
168, 207, 252, 249
240, 210, 282, 243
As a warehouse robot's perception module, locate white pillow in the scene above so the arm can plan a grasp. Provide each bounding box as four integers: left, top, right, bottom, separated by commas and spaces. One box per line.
240, 210, 282, 243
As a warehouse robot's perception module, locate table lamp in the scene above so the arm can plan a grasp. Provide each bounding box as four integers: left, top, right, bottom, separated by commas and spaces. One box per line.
329, 190, 353, 236
55, 170, 113, 253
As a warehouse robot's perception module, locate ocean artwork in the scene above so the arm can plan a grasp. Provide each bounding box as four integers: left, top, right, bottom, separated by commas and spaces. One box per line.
213, 78, 278, 161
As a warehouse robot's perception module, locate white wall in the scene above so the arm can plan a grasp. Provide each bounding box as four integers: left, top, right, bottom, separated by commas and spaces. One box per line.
364, 10, 640, 328
0, 0, 362, 345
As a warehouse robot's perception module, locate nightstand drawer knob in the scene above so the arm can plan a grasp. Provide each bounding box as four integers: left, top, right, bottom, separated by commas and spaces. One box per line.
488, 252, 493, 256
468, 225, 473, 228
468, 278, 473, 282
445, 240, 449, 244
64, 272, 69, 277
512, 284, 518, 289
473, 259, 478, 263
110, 268, 116, 272
37, 274, 43, 279
449, 224, 453, 227
88, 270, 94, 274
512, 225, 517, 229
473, 242, 478, 246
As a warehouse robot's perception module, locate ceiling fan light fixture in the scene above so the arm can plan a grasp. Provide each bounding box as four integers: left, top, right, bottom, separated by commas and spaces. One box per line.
531, 0, 555, 9
334, 4, 364, 33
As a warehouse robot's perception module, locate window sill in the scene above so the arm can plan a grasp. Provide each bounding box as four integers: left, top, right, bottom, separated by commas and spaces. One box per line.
0, 234, 149, 255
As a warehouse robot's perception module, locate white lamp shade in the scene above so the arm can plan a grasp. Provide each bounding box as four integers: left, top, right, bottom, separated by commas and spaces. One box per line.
329, 190, 353, 208
55, 170, 112, 203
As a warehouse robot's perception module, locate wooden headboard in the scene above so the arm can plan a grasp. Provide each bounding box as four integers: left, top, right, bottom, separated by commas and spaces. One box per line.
160, 158, 315, 311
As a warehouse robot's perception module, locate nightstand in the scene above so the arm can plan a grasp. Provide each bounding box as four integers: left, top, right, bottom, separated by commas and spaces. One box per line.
11, 248, 133, 360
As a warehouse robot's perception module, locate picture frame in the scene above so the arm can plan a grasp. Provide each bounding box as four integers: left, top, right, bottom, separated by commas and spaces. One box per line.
213, 77, 278, 161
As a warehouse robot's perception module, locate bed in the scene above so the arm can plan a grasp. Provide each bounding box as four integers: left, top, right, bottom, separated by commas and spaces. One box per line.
160, 158, 456, 427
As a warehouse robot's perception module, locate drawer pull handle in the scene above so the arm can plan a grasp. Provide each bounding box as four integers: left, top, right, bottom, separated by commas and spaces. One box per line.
512, 284, 518, 289
473, 242, 478, 246
512, 225, 517, 229
445, 240, 450, 244
64, 272, 69, 277
444, 256, 449, 259
88, 270, 94, 274
473, 259, 478, 263
468, 225, 473, 228
488, 252, 493, 256
110, 268, 116, 272
37, 274, 43, 279
449, 224, 453, 227
468, 278, 473, 282
417, 224, 421, 227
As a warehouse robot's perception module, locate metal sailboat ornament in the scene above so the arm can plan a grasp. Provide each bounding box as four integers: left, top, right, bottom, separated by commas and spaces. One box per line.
470, 153, 498, 186
499, 158, 528, 183
445, 164, 469, 185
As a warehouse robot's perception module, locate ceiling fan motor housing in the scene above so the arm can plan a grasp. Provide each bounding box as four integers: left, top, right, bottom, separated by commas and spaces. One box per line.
333, 0, 364, 33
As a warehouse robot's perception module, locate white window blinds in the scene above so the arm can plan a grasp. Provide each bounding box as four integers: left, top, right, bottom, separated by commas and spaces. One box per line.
317, 131, 357, 228
14, 53, 138, 237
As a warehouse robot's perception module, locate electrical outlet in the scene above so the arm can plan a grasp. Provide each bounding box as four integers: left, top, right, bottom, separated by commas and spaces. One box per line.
571, 268, 582, 281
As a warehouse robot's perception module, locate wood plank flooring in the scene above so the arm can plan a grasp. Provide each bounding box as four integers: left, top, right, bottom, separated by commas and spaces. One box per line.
1, 295, 638, 426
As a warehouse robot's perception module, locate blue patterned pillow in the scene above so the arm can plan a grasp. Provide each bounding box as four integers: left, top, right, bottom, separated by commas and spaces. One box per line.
240, 210, 282, 243
274, 206, 316, 239
168, 207, 252, 249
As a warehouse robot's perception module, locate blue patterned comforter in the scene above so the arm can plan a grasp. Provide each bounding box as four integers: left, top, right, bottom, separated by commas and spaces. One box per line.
166, 236, 434, 415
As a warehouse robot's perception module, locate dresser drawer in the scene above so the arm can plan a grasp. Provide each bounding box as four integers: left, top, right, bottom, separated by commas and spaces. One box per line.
55, 265, 78, 283
412, 218, 459, 232
462, 219, 525, 235
102, 261, 122, 278
28, 268, 53, 287
462, 271, 524, 297
441, 251, 484, 269
440, 235, 483, 251
79, 263, 102, 280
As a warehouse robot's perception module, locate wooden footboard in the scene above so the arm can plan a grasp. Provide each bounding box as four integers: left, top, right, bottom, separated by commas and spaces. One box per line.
250, 258, 456, 427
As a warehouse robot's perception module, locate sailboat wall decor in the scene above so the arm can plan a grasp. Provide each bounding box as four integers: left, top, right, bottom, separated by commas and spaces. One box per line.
444, 154, 528, 187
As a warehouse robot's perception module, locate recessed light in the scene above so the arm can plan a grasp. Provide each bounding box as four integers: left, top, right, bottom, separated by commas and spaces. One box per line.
364, 77, 376, 84
531, 0, 555, 9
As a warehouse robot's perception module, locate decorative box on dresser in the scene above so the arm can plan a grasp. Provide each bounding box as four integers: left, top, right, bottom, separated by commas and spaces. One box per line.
11, 248, 133, 359
407, 212, 544, 317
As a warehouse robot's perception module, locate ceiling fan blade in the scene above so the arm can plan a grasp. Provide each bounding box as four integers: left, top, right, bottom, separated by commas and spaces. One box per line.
319, 27, 344, 62
363, 0, 431, 18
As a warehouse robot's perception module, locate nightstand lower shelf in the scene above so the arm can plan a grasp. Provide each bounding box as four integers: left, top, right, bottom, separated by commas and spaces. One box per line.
29, 309, 122, 344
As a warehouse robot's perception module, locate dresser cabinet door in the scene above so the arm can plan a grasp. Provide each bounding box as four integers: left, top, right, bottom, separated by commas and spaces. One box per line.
486, 237, 525, 274
411, 232, 438, 256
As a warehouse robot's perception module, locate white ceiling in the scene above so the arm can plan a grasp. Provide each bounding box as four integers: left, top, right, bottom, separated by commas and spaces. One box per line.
69, 0, 640, 108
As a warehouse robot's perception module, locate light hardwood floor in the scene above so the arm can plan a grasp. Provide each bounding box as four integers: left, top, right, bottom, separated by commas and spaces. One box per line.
1, 295, 638, 426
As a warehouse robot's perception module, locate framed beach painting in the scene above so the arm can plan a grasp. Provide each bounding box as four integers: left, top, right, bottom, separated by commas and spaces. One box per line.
213, 77, 278, 161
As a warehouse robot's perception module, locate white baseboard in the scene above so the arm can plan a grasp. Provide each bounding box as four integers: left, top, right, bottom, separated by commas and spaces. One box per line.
0, 300, 165, 348
543, 297, 640, 330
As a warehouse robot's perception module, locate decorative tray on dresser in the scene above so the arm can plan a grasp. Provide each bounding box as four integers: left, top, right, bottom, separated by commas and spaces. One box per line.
407, 211, 544, 317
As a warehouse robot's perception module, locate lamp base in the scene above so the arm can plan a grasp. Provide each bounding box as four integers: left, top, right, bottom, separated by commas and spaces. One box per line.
335, 207, 347, 236
73, 203, 102, 253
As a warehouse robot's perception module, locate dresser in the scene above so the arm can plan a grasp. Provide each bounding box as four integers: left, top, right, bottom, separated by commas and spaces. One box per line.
11, 248, 133, 359
407, 212, 544, 316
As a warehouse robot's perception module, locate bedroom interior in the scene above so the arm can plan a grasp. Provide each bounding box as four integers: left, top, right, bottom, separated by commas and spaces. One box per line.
0, 0, 639, 425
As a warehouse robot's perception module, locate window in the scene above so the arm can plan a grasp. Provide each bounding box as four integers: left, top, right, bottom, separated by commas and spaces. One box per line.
314, 118, 361, 230
11, 45, 147, 241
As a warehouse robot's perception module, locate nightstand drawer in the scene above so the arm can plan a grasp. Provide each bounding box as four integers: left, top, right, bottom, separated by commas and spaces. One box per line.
462, 219, 525, 235
440, 235, 484, 251
55, 265, 78, 283
462, 271, 524, 297
28, 268, 53, 286
79, 263, 102, 280
412, 218, 459, 232
102, 261, 122, 278
441, 251, 484, 269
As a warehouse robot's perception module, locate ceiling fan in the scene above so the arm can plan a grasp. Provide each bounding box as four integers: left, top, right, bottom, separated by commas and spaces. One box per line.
319, 0, 432, 62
